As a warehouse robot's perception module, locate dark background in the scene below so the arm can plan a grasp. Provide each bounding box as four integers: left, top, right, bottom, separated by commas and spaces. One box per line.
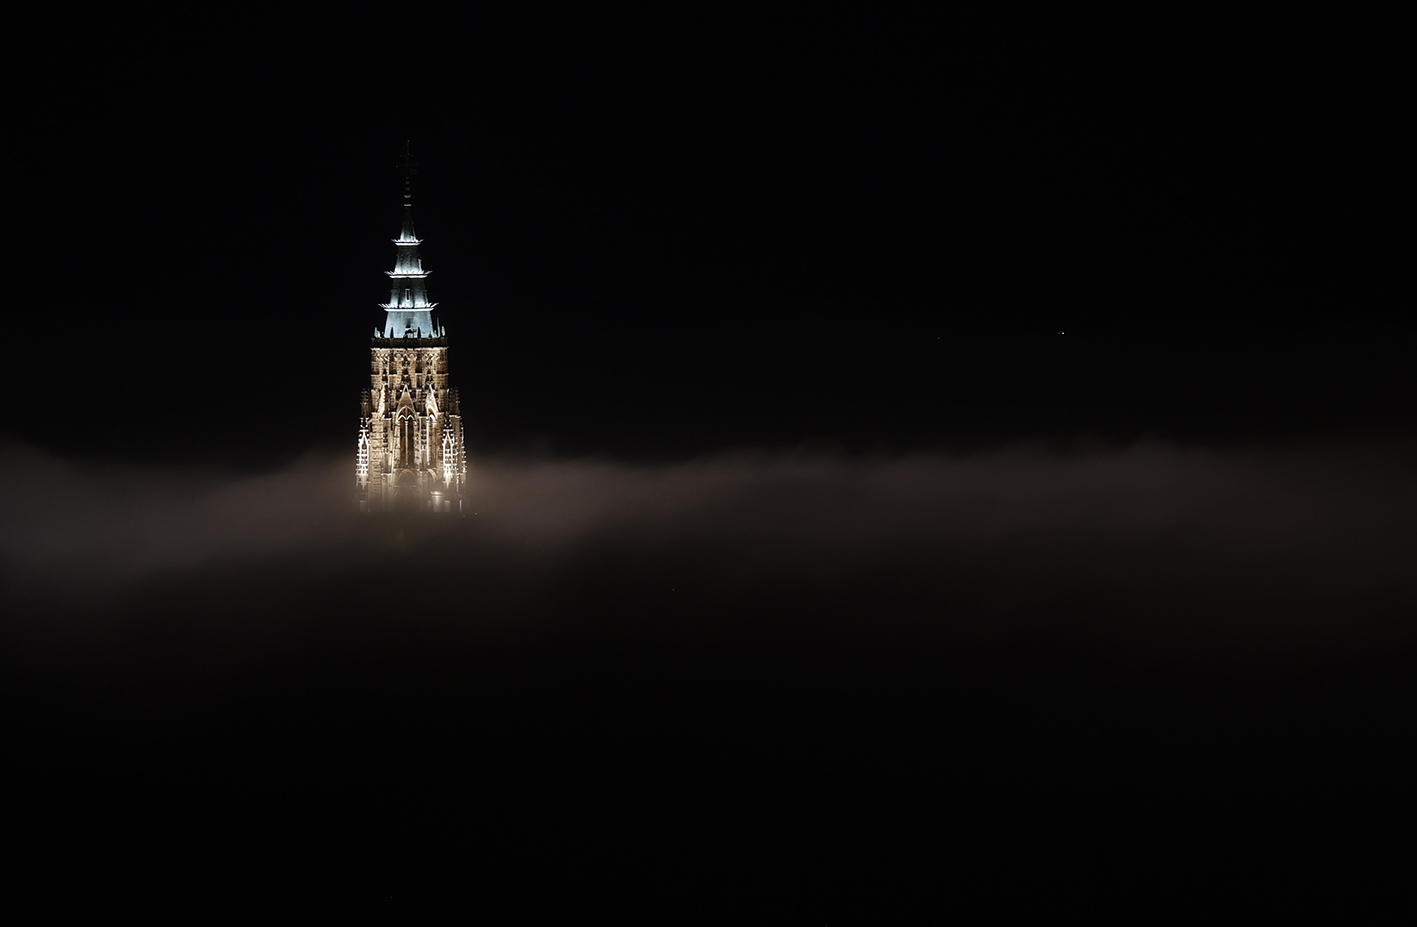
3, 7, 1413, 917
2, 8, 1405, 467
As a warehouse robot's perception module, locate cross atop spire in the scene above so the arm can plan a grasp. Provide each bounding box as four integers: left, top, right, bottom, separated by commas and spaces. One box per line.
399, 141, 418, 206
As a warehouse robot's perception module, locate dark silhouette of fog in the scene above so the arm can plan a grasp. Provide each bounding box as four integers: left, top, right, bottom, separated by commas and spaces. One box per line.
6, 440, 1417, 915
5, 439, 1417, 645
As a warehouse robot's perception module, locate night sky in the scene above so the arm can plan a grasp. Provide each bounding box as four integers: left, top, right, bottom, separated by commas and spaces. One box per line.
2, 8, 1411, 917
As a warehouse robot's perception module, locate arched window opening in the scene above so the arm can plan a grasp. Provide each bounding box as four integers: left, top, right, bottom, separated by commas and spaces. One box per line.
399, 411, 415, 469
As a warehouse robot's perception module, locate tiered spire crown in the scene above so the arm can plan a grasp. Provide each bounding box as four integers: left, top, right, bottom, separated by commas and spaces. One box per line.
378, 144, 441, 338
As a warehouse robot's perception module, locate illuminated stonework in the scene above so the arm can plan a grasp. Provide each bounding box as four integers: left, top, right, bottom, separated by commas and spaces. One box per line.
357, 150, 467, 513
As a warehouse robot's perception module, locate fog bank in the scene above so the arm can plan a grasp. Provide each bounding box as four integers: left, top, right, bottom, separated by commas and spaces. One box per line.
4, 440, 1416, 645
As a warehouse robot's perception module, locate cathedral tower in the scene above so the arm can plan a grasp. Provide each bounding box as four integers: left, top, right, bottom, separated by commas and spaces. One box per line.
357, 149, 467, 513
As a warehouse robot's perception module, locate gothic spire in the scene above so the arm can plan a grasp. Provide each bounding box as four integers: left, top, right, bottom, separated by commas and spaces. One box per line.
379, 143, 440, 338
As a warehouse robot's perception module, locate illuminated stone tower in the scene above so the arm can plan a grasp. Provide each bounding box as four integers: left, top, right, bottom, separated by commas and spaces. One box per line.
356, 149, 467, 513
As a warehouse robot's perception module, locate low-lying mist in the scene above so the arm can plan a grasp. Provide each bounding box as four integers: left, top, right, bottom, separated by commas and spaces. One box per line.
7, 438, 1417, 910
5, 437, 1417, 647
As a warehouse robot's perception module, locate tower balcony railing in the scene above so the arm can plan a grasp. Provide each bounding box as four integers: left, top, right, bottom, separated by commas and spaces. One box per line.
371, 335, 448, 347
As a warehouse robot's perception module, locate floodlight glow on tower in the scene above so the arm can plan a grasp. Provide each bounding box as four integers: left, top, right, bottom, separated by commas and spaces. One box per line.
356, 146, 467, 513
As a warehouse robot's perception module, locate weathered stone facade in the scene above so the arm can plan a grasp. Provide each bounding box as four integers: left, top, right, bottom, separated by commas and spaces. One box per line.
356, 151, 466, 513
357, 338, 466, 512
